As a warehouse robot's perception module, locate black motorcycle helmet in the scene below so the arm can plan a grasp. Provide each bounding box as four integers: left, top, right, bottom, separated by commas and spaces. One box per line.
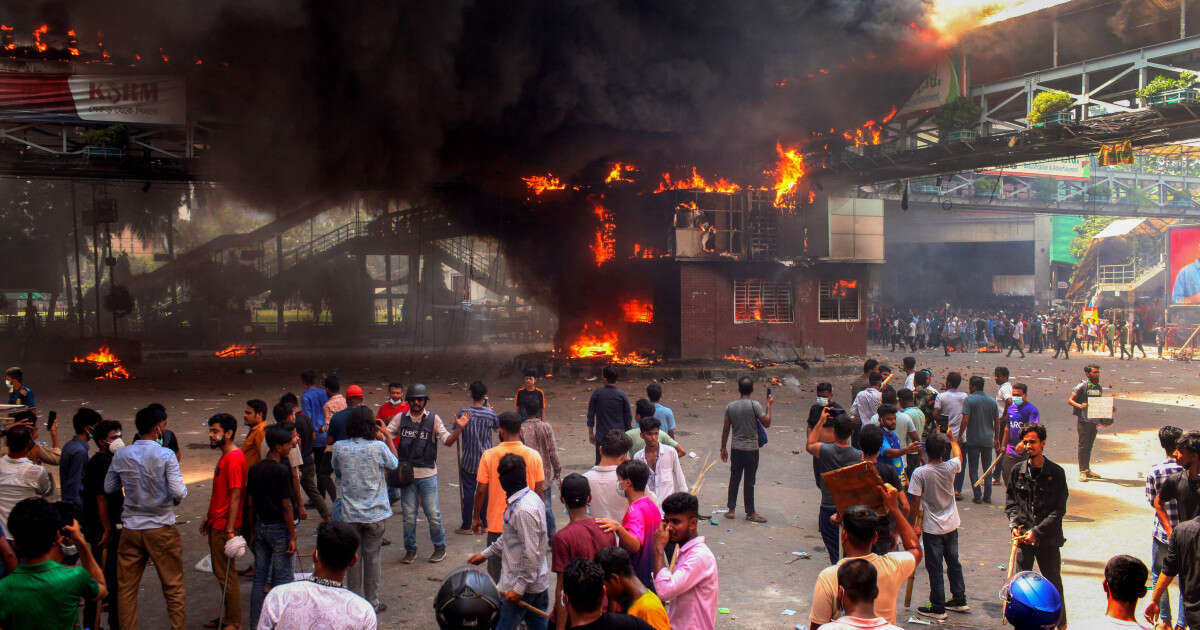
434, 566, 501, 630
405, 383, 430, 402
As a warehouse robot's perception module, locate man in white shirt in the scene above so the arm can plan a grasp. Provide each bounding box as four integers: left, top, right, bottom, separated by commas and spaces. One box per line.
0, 424, 53, 528
583, 430, 631, 521
908, 430, 967, 621
933, 372, 968, 498
634, 417, 686, 505
816, 559, 904, 630
851, 373, 884, 423
901, 357, 916, 391
258, 521, 377, 630
808, 490, 920, 628
1097, 554, 1149, 629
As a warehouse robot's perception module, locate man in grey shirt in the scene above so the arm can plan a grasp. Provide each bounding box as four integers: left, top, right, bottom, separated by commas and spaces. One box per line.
807, 409, 862, 563
720, 376, 773, 523
468, 453, 549, 630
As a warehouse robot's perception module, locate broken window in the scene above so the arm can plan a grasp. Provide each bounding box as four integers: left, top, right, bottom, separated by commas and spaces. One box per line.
733, 279, 793, 323
819, 280, 860, 322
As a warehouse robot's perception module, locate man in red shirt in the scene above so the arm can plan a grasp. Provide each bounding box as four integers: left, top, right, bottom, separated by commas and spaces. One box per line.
551, 474, 615, 629
201, 413, 246, 630
376, 382, 409, 424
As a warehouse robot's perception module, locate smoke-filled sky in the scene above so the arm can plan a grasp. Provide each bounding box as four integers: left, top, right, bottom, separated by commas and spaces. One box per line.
6, 0, 947, 207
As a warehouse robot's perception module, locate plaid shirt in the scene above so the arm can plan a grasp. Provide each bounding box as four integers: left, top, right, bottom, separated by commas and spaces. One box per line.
1147, 457, 1184, 544
519, 417, 561, 482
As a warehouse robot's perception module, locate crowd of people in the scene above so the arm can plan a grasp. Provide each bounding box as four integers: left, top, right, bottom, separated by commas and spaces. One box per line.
868, 310, 1159, 359
0, 356, 1195, 630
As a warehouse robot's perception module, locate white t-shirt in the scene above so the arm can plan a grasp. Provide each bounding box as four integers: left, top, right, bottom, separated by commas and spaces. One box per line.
934, 390, 967, 435
583, 465, 627, 522
1093, 618, 1147, 629
257, 579, 377, 630
0, 455, 54, 529
809, 552, 916, 625
903, 373, 915, 391
996, 382, 1013, 415
817, 616, 904, 630
908, 458, 961, 535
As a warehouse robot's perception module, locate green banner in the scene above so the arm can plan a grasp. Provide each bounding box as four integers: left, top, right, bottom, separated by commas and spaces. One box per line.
1050, 215, 1084, 265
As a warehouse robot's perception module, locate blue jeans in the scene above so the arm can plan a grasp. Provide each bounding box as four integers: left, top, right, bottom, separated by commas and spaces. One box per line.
954, 466, 966, 494
497, 589, 549, 630
401, 475, 446, 552
543, 486, 557, 541
819, 505, 840, 564
1152, 538, 1187, 627
250, 522, 294, 629
923, 530, 965, 610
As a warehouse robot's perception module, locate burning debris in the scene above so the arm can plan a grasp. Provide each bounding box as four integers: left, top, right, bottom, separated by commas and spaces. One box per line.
522, 175, 566, 195
214, 344, 261, 358
653, 168, 742, 194
588, 196, 617, 267
71, 346, 131, 380
621, 299, 654, 324
567, 321, 658, 366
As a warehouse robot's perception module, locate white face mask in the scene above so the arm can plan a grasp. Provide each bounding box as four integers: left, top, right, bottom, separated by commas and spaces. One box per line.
815, 397, 829, 406
108, 438, 126, 453
389, 397, 403, 405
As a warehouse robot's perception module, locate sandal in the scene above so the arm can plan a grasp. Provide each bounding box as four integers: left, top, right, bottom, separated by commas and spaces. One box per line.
204, 619, 220, 629
745, 513, 768, 523
724, 510, 736, 519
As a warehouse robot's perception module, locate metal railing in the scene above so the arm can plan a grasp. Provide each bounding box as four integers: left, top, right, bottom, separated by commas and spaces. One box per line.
1098, 264, 1136, 284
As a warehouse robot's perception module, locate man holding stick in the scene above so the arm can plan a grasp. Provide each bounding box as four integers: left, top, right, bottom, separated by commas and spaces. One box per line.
1005, 423, 1068, 630
468, 453, 550, 630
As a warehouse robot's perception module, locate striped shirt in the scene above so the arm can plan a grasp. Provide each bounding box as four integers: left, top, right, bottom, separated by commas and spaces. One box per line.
482, 488, 549, 595
519, 417, 561, 481
456, 405, 498, 474
1148, 457, 1185, 544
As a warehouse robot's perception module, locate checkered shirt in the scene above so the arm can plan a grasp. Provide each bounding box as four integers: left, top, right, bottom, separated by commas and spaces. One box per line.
1147, 457, 1185, 544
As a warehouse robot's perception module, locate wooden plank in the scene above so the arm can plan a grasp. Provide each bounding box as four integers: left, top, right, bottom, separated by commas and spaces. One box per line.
820, 461, 887, 516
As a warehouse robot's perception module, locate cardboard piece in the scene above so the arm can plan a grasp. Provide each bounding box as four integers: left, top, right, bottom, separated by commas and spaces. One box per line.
1088, 397, 1114, 420
821, 461, 887, 516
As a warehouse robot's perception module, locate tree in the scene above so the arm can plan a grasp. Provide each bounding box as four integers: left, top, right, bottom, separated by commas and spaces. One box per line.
1067, 216, 1131, 260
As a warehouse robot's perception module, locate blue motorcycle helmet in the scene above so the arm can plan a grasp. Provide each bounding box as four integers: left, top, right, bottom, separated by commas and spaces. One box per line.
1001, 571, 1063, 629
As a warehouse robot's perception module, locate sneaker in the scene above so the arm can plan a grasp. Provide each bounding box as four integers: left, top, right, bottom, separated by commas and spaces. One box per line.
429, 547, 446, 563
1085, 470, 1102, 479
1079, 472, 1089, 482
917, 605, 948, 620
381, 537, 392, 546
983, 497, 992, 504
954, 492, 963, 501
972, 497, 982, 504
945, 598, 971, 613
401, 550, 417, 564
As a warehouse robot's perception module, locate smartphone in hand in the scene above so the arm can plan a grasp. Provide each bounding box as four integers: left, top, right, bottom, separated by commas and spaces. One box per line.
45, 410, 56, 432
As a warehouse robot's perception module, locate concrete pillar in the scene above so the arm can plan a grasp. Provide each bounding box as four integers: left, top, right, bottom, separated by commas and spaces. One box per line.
1033, 214, 1053, 308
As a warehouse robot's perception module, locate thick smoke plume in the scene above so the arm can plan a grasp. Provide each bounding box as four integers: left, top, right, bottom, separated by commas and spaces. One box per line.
13, 0, 943, 206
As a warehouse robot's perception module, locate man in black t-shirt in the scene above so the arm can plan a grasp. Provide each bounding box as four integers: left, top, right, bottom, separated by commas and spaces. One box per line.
561, 557, 653, 630
1146, 514, 1200, 630
246, 425, 298, 629
1157, 431, 1200, 530
81, 419, 124, 630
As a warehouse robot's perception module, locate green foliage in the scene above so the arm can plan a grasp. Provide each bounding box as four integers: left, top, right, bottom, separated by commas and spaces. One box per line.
82, 124, 129, 147
1032, 178, 1059, 199
1027, 91, 1074, 124
932, 96, 982, 132
1136, 72, 1197, 100
974, 177, 1000, 194
1067, 216, 1123, 261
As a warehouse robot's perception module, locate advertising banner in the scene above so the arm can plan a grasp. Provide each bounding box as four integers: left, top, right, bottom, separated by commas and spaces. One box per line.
980, 156, 1091, 180
1168, 225, 1200, 305
0, 73, 185, 125
897, 54, 966, 117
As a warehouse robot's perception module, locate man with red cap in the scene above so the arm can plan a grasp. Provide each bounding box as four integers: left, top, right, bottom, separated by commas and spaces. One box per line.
326, 385, 366, 447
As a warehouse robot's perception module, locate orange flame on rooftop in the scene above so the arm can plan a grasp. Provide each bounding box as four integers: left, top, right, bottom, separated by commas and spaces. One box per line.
589, 197, 616, 266
621, 299, 654, 324
522, 174, 566, 195
606, 162, 636, 184
772, 142, 806, 207
653, 167, 741, 194
33, 24, 47, 53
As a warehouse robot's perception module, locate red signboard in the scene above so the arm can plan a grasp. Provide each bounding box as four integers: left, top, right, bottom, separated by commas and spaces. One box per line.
0, 73, 185, 125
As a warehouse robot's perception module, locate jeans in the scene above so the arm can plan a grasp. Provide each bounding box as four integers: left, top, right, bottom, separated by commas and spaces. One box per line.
954, 466, 966, 494
486, 532, 502, 582
1016, 541, 1065, 627
250, 522, 294, 629
923, 530, 966, 610
965, 446, 993, 501
299, 462, 331, 520
819, 505, 840, 564
1054, 340, 1070, 359
345, 520, 385, 606
401, 475, 446, 553
542, 486, 557, 541
497, 589, 549, 630
727, 448, 759, 514
1152, 538, 1186, 627
117, 525, 186, 630
1077, 420, 1098, 472
460, 466, 482, 530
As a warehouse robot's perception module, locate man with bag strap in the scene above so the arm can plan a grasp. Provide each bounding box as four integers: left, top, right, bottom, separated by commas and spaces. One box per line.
1068, 365, 1107, 482
386, 383, 464, 564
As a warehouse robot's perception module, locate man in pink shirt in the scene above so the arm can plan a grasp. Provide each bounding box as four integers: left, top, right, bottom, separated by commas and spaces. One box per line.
653, 492, 718, 630
595, 460, 660, 589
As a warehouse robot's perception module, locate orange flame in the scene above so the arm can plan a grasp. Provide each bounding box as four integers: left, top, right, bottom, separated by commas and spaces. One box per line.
33, 24, 47, 53
605, 162, 636, 184
72, 346, 132, 380
653, 167, 741, 194
522, 174, 566, 195
589, 197, 616, 266
724, 354, 759, 369
215, 344, 260, 358
772, 142, 806, 207
829, 279, 859, 298
631, 244, 664, 259
621, 299, 654, 324
568, 322, 655, 365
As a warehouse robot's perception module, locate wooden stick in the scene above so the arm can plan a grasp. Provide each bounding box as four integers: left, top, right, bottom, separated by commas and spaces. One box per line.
1001, 537, 1020, 619
689, 457, 719, 496
882, 372, 894, 387
973, 456, 1002, 488
903, 507, 923, 607
507, 593, 552, 618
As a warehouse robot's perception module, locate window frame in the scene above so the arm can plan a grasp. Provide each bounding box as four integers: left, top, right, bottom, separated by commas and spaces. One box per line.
732, 279, 794, 324
818, 279, 861, 323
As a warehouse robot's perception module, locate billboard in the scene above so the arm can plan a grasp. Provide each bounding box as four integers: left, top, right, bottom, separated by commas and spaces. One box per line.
980, 156, 1091, 180
1168, 225, 1200, 305
0, 73, 185, 125
897, 54, 966, 117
